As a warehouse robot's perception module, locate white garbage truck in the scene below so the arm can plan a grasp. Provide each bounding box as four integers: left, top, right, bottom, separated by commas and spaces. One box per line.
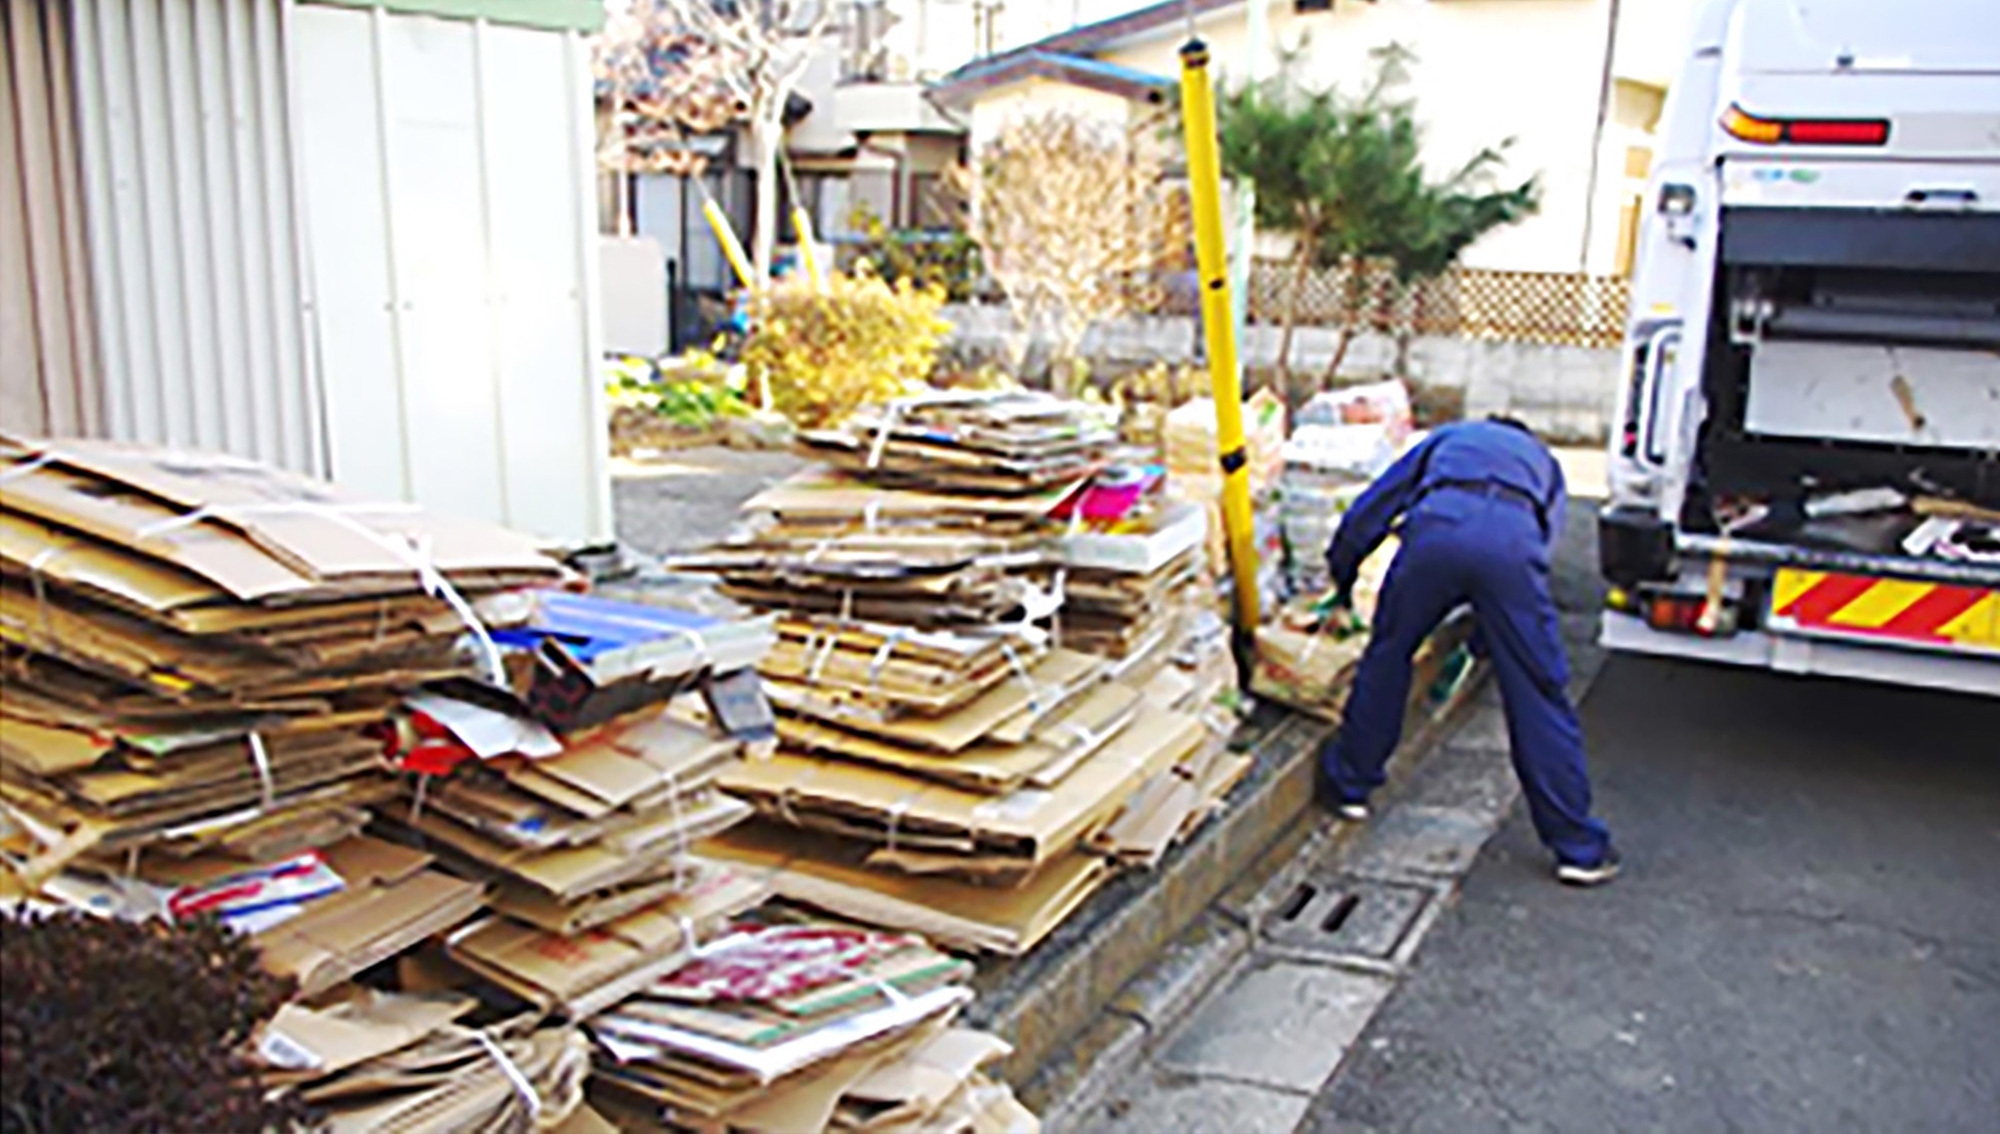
1599, 0, 2000, 697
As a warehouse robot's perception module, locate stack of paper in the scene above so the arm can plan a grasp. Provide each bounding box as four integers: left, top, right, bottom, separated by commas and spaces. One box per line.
587, 920, 1035, 1133
0, 435, 564, 884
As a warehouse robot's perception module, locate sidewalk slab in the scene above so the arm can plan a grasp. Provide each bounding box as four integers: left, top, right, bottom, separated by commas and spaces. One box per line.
1160, 958, 1394, 1091
1085, 1072, 1311, 1134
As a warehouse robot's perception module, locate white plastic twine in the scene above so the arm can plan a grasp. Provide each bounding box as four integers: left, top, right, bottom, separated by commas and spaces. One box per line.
245, 732, 277, 811
129, 501, 506, 685
882, 785, 922, 854
864, 402, 909, 470
807, 632, 842, 683
865, 628, 913, 693
997, 641, 1042, 716
472, 1031, 542, 1121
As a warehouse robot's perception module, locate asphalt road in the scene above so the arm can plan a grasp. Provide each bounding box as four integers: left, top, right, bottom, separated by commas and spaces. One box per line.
1303, 651, 2000, 1132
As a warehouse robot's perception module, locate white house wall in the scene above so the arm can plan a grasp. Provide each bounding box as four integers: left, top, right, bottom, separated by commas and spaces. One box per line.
1090, 0, 1629, 274
291, 3, 608, 544
68, 0, 324, 472
967, 77, 1138, 148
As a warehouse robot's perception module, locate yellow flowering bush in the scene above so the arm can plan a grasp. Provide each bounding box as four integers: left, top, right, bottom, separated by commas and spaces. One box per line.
743, 273, 951, 427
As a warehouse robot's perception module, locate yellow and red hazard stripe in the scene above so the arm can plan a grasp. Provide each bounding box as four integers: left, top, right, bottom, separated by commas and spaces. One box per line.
1770, 569, 2000, 651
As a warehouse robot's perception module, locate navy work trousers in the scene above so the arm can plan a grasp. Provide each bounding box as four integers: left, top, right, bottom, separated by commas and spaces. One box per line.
1322, 488, 1611, 867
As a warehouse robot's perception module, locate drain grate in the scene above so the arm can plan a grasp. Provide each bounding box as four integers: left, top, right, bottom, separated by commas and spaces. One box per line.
1262, 875, 1433, 963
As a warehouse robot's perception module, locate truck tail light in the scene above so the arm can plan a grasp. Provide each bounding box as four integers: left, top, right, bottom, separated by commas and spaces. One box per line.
1721, 104, 1889, 146
1644, 593, 1739, 637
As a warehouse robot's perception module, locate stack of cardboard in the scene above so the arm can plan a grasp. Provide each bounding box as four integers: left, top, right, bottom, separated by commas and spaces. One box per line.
1163, 390, 1287, 576
797, 390, 1117, 495
353, 596, 785, 1017
0, 436, 562, 886
587, 920, 1035, 1133
667, 393, 1250, 956
256, 989, 598, 1132
1053, 499, 1207, 664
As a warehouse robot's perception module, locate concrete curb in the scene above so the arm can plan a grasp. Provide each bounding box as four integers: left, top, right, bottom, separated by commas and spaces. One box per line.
992, 637, 1489, 1131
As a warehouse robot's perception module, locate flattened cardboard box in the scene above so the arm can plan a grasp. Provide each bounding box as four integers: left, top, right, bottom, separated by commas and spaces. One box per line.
697, 823, 1109, 956
446, 864, 767, 1015
406, 791, 751, 901
258, 987, 477, 1082
10, 438, 557, 583
723, 707, 1202, 874
743, 471, 1079, 523
765, 650, 1103, 754
256, 835, 486, 997
772, 681, 1141, 795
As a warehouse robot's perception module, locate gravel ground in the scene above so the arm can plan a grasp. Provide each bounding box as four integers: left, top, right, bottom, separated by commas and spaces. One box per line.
610, 448, 807, 559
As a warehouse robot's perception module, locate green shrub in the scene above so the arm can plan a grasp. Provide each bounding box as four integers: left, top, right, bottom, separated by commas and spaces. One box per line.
846, 206, 982, 302
605, 353, 749, 430
744, 273, 950, 427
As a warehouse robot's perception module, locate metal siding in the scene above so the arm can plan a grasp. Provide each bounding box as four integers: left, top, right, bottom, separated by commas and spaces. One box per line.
2, 0, 104, 437
69, 0, 322, 472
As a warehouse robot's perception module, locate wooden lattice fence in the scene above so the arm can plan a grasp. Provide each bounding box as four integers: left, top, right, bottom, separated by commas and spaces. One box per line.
1246, 259, 1631, 350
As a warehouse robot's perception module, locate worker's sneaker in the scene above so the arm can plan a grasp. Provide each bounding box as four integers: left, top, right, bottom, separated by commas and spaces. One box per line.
1313, 760, 1370, 821
1554, 848, 1622, 887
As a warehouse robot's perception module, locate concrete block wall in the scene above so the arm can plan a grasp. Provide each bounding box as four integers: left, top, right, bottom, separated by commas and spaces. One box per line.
941, 304, 1622, 444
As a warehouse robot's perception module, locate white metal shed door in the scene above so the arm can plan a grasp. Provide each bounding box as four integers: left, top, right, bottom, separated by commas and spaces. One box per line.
290, 3, 608, 544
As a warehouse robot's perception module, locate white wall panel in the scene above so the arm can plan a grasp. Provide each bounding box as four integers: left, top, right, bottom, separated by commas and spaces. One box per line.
69, 0, 323, 472
292, 3, 607, 543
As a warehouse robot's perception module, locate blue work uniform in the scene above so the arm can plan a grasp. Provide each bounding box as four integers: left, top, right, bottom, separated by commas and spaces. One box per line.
1322, 419, 1611, 868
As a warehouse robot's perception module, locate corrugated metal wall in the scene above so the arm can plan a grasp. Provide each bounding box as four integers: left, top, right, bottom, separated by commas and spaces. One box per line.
67, 0, 324, 473
2, 0, 102, 438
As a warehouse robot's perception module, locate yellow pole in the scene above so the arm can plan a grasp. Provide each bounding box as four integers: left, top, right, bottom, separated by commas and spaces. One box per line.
702, 197, 755, 290
791, 206, 825, 289
1180, 39, 1262, 632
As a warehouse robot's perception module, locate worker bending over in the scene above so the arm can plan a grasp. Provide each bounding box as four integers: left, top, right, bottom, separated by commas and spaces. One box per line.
1320, 417, 1619, 886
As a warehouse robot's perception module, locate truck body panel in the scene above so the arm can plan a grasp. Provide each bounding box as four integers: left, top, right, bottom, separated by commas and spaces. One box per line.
1599, 0, 2000, 695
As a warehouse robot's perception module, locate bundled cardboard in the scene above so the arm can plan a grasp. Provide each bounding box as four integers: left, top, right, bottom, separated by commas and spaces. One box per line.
0, 435, 567, 881
285, 1019, 592, 1134
797, 391, 1116, 495
248, 835, 486, 997
698, 824, 1107, 956
763, 649, 1102, 755
772, 682, 1141, 795
446, 862, 770, 1016
586, 919, 1033, 1132
760, 617, 1047, 718
722, 708, 1204, 882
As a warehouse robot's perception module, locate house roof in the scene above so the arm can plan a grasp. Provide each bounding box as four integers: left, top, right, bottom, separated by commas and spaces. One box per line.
930, 0, 1241, 107
930, 50, 1177, 107
1030, 0, 1245, 57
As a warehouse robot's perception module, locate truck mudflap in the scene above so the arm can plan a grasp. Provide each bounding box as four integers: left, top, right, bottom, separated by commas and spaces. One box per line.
1767, 568, 2000, 656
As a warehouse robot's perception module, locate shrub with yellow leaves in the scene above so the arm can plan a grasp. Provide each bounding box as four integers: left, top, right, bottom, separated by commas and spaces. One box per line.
742, 272, 951, 427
